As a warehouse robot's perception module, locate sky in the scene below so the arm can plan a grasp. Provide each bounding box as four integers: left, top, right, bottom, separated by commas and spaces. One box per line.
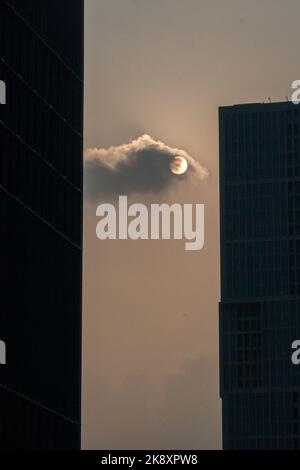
83, 0, 300, 449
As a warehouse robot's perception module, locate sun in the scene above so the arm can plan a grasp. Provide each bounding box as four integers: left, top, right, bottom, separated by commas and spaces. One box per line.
170, 156, 188, 175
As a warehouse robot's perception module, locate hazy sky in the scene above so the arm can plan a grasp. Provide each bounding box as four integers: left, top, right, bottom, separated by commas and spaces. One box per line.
83, 0, 300, 449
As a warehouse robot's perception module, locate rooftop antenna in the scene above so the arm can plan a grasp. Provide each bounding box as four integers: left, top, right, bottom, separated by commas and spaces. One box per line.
268, 97, 272, 103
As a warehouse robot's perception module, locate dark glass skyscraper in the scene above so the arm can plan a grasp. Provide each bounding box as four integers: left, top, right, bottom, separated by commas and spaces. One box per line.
219, 102, 300, 449
0, 0, 83, 448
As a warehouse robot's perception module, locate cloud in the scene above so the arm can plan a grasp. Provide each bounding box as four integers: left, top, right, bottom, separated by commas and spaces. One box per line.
83, 356, 221, 449
84, 135, 208, 199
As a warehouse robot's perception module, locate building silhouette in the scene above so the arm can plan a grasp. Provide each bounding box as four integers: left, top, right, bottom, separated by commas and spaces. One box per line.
219, 101, 300, 449
0, 0, 83, 448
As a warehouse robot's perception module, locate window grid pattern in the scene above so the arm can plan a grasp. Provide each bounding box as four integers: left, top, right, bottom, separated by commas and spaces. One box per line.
220, 103, 300, 449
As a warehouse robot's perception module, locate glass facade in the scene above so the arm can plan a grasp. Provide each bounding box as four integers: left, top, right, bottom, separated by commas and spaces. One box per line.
0, 0, 83, 448
220, 102, 300, 449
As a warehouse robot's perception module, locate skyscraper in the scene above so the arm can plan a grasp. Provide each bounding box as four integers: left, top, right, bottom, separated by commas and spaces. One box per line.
0, 0, 83, 448
219, 101, 300, 449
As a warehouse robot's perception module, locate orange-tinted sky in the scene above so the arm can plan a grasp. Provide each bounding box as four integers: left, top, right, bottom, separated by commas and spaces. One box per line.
83, 0, 300, 449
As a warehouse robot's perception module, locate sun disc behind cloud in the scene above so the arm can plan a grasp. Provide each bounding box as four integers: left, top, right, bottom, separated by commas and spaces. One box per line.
170, 156, 188, 175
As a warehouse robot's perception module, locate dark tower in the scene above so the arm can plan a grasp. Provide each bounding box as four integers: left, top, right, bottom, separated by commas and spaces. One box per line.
219, 102, 300, 449
0, 0, 83, 448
